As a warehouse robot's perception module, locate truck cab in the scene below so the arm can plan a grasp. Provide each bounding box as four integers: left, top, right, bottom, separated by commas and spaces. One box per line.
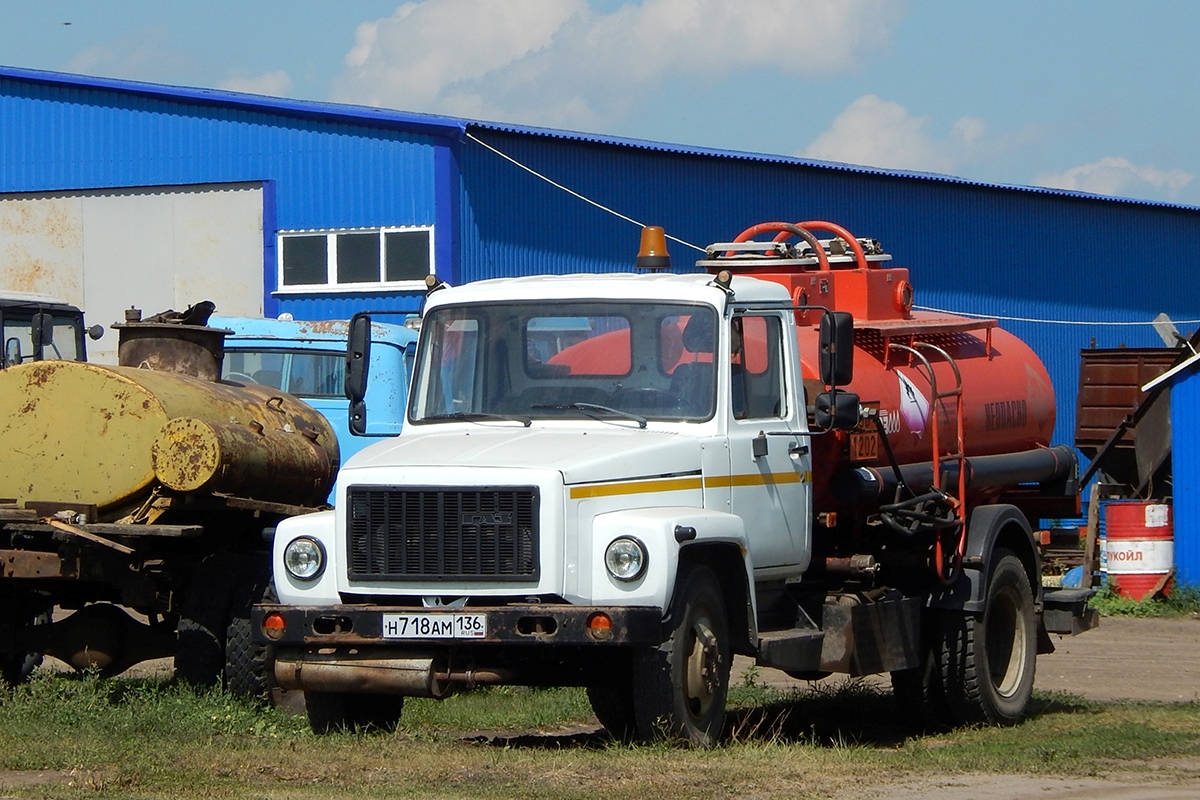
0, 292, 100, 367
212, 315, 416, 469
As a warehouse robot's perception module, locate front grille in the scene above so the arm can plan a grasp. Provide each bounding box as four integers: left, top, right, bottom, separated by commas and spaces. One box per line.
347, 486, 539, 581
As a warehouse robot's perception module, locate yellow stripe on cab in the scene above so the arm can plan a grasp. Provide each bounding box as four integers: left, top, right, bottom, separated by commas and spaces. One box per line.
569, 471, 812, 499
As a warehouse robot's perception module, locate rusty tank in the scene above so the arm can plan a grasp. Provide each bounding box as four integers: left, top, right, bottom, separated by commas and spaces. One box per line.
0, 305, 341, 688
0, 317, 338, 520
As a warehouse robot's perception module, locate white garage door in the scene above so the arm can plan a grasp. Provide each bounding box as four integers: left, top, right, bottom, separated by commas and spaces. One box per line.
0, 183, 264, 363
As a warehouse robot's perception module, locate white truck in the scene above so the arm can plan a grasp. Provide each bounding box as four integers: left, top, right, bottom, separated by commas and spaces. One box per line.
256, 221, 1092, 744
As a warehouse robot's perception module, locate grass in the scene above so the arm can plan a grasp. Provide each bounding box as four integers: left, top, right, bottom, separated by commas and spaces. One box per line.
0, 669, 1196, 799
1088, 580, 1200, 618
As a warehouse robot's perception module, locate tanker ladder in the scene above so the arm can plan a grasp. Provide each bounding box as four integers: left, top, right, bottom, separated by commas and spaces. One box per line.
878, 340, 967, 585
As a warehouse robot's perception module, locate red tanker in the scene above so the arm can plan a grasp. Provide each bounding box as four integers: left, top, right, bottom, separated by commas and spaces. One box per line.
699, 221, 1074, 535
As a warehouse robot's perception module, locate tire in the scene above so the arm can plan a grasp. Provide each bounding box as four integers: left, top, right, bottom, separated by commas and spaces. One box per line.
586, 682, 637, 742
305, 691, 404, 734
939, 549, 1037, 725
630, 565, 730, 746
890, 610, 951, 733
175, 553, 251, 686
0, 594, 51, 685
224, 566, 277, 701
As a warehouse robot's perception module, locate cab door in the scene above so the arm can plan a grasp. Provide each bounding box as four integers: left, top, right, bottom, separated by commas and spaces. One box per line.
725, 312, 812, 573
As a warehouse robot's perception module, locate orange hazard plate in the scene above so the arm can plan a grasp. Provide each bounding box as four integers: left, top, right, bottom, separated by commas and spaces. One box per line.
848, 431, 879, 463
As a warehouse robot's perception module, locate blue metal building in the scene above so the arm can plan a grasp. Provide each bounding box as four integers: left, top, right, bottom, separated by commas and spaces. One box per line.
1162, 359, 1200, 586
2, 65, 1199, 448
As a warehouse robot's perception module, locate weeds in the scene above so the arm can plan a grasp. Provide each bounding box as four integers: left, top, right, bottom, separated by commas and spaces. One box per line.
1088, 580, 1200, 618
0, 670, 1197, 799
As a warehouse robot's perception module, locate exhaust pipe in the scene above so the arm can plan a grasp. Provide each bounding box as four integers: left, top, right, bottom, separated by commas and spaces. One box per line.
274, 650, 515, 697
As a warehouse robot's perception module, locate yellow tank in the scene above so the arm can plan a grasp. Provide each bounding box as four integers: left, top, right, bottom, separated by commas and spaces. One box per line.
0, 359, 339, 520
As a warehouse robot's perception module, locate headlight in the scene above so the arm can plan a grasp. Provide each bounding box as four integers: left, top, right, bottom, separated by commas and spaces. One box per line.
604, 537, 647, 582
283, 536, 325, 580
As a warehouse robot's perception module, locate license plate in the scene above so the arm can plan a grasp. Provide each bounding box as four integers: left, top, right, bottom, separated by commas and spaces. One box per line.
381, 612, 487, 640
848, 431, 879, 462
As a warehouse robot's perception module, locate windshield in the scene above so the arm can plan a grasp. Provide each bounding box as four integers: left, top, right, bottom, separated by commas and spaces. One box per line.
410, 301, 718, 423
222, 348, 345, 397
2, 311, 83, 366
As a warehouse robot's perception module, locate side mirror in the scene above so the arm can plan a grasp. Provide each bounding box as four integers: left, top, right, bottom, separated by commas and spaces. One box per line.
814, 389, 861, 431
31, 312, 54, 356
87, 324, 104, 341
819, 311, 854, 387
345, 312, 372, 435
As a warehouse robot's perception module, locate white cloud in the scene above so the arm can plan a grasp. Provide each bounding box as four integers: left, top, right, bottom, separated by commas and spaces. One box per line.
1034, 157, 1193, 201
332, 0, 904, 128
65, 26, 192, 84
218, 71, 293, 98
802, 94, 986, 174
338, 0, 583, 114
806, 99, 1196, 202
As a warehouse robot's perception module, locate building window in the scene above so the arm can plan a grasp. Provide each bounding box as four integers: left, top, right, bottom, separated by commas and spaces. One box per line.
277, 226, 433, 291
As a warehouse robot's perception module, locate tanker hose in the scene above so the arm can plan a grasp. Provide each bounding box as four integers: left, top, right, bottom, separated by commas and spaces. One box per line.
879, 488, 962, 537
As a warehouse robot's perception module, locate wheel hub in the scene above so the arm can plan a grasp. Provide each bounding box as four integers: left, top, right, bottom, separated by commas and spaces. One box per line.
685, 618, 720, 715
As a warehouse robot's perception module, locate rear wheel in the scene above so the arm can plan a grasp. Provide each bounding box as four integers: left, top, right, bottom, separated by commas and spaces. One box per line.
890, 610, 951, 732
630, 565, 730, 746
940, 549, 1037, 725
305, 691, 404, 734
0, 592, 51, 685
175, 553, 251, 686
224, 566, 277, 701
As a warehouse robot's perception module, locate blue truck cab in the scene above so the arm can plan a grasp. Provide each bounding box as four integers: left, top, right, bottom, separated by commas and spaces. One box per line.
211, 315, 416, 471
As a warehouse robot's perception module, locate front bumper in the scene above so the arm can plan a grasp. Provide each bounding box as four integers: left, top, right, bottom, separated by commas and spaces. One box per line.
254, 603, 665, 696
253, 603, 664, 647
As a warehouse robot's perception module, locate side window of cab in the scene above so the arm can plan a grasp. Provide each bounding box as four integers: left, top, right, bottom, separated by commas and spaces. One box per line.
731, 315, 786, 420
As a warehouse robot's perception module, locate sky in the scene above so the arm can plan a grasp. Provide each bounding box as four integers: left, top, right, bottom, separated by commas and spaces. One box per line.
3, 0, 1200, 207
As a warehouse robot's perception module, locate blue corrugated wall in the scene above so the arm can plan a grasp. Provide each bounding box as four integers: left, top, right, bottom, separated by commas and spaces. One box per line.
4, 70, 1199, 451
457, 130, 1200, 446
1172, 370, 1200, 587
0, 75, 442, 318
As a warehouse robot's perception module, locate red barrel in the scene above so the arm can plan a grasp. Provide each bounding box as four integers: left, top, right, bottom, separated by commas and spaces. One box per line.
1104, 500, 1174, 601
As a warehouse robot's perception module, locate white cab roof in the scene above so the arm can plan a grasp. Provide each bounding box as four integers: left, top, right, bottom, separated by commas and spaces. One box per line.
426, 272, 791, 310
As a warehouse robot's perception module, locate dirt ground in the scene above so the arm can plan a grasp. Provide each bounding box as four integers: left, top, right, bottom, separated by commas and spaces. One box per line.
1036, 616, 1200, 703
733, 616, 1200, 800
734, 615, 1200, 703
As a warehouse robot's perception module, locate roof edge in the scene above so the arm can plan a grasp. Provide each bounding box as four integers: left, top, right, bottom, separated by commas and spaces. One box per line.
0, 64, 467, 140
4, 64, 1198, 213
467, 120, 1200, 213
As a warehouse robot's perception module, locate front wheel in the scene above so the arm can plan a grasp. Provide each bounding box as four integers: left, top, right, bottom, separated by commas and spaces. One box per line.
631, 565, 730, 746
305, 691, 405, 734
940, 548, 1037, 725
586, 679, 636, 742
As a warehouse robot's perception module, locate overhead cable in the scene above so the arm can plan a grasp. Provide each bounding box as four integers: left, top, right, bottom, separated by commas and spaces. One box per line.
469, 133, 1199, 328
466, 132, 707, 253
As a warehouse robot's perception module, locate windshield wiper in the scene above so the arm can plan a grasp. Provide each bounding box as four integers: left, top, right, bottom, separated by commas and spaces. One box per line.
531, 402, 647, 429
422, 412, 532, 427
